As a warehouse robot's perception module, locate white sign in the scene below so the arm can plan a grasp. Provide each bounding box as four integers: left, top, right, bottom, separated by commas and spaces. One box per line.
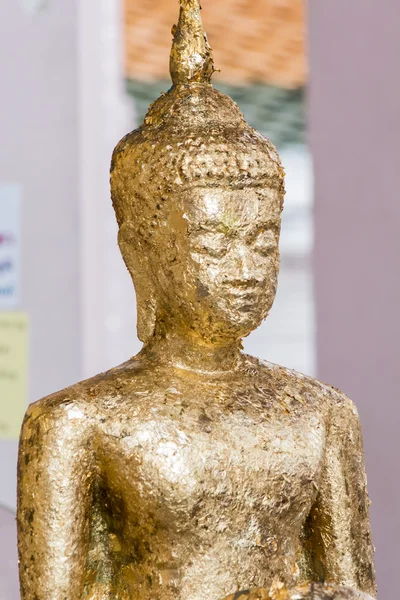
20, 0, 49, 15
0, 184, 21, 309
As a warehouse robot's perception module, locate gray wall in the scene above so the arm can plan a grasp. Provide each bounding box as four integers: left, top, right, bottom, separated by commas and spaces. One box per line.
309, 2, 400, 598
0, 1, 80, 510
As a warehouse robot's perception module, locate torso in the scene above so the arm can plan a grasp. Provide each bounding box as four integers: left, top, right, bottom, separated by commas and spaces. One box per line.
39, 356, 334, 600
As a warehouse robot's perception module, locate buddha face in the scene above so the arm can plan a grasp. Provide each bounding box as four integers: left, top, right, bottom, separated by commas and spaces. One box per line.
146, 184, 282, 344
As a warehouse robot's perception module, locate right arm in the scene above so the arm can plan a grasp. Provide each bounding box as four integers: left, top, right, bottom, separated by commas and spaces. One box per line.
17, 399, 95, 599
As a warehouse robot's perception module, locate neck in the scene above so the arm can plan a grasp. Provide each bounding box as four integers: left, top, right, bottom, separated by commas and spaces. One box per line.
140, 330, 244, 375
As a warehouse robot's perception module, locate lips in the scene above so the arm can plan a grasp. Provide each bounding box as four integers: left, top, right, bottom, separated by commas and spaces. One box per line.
224, 289, 260, 313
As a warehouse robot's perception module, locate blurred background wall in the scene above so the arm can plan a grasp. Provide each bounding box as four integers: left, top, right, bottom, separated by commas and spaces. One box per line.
0, 0, 81, 510
0, 1, 81, 594
0, 1, 399, 598
309, 2, 400, 598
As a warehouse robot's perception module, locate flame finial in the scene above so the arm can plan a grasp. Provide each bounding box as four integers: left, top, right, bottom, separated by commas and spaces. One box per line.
170, 0, 215, 85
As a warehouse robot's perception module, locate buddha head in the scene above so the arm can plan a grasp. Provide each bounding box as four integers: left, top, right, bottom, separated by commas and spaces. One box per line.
111, 0, 285, 347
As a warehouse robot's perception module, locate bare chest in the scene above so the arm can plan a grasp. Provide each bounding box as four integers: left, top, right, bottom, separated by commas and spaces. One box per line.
98, 392, 326, 537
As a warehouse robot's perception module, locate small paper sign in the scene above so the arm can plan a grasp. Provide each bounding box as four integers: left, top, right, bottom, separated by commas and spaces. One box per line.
0, 313, 28, 439
0, 184, 21, 309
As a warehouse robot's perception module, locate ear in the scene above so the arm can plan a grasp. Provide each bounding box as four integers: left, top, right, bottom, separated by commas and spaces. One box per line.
118, 223, 157, 343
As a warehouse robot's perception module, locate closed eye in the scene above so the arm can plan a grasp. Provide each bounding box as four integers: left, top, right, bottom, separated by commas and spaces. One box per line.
190, 231, 230, 259
252, 230, 277, 256
192, 244, 228, 259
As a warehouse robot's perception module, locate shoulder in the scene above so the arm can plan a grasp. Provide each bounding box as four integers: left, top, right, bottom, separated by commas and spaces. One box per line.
21, 358, 146, 438
246, 355, 360, 420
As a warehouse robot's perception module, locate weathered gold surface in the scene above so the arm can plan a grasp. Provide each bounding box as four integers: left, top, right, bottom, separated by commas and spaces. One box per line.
17, 1, 376, 599
169, 0, 215, 85
222, 582, 375, 600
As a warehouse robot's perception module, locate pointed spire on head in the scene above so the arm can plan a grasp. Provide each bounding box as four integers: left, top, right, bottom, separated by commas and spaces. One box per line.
170, 0, 215, 86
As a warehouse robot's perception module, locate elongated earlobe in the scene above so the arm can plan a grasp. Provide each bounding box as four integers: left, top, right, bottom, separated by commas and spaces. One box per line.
118, 223, 157, 343
135, 288, 157, 343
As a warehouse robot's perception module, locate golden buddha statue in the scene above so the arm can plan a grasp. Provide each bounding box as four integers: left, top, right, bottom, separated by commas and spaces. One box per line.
17, 1, 376, 599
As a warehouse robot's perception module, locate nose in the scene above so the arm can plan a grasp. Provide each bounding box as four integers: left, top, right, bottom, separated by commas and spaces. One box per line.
236, 247, 255, 281
222, 245, 261, 287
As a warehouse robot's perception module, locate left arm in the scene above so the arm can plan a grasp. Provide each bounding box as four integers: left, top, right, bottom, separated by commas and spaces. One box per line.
300, 394, 376, 597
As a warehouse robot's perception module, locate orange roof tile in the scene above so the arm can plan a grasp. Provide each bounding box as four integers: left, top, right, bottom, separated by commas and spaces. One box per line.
124, 0, 307, 88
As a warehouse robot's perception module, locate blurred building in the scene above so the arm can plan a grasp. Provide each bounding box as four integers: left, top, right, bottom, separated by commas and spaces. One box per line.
124, 0, 306, 147
124, 0, 306, 86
